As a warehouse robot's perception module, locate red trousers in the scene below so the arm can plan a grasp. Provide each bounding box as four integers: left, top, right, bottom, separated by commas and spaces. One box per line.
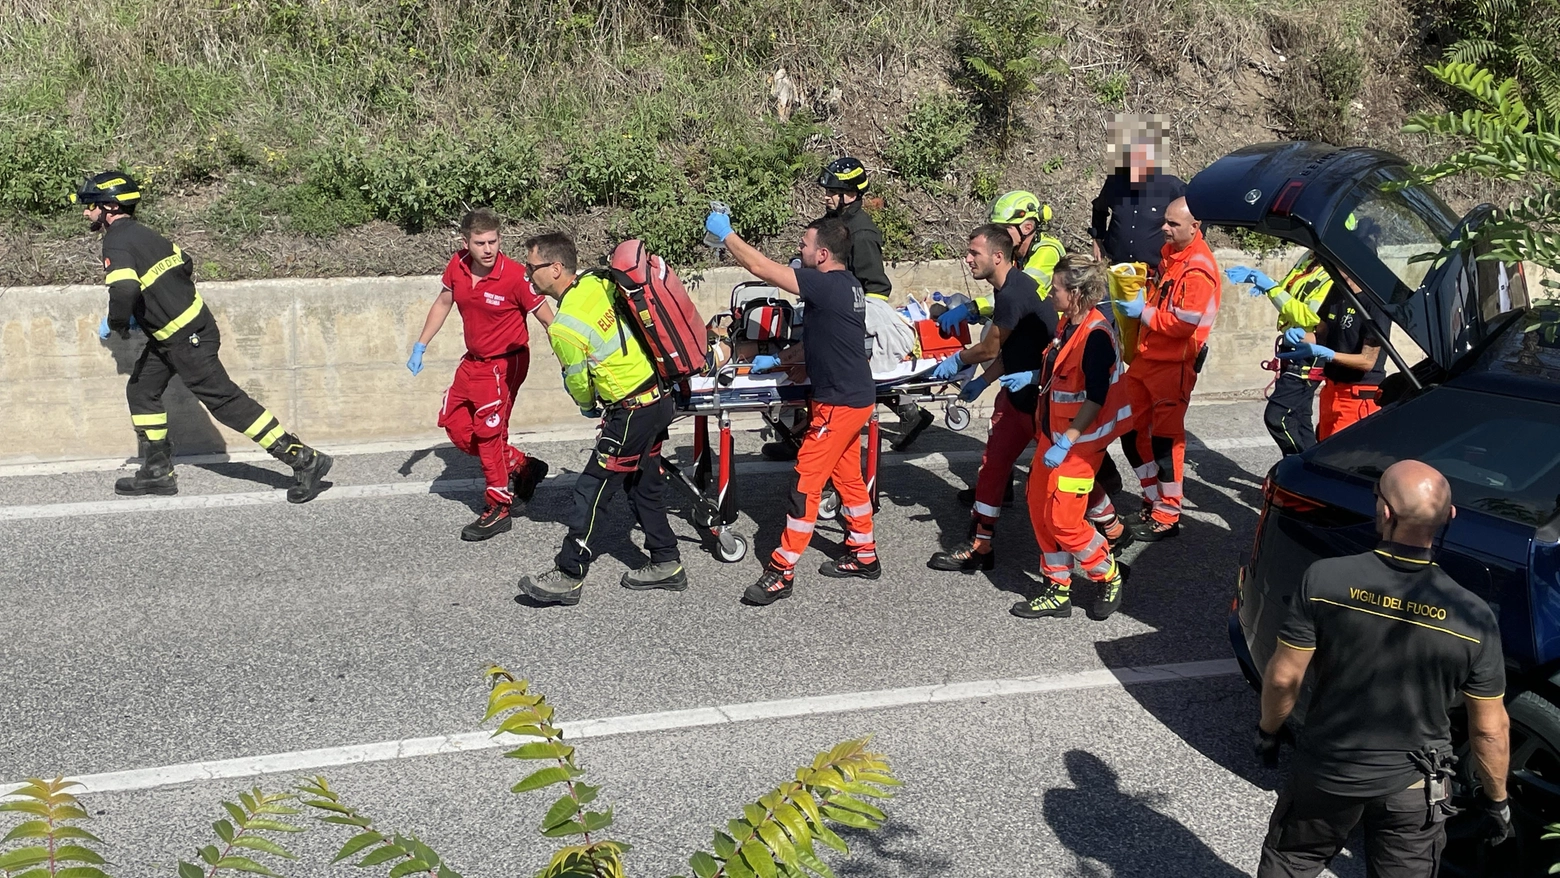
1029, 441, 1117, 587
439, 348, 531, 506
1123, 358, 1197, 525
772, 402, 877, 571
1317, 382, 1380, 440
972, 390, 1036, 523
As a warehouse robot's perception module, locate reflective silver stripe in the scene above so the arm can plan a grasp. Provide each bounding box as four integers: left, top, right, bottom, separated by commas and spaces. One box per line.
1160, 480, 1184, 499
1050, 389, 1089, 404
1055, 402, 1132, 445
972, 501, 1003, 518
1133, 462, 1158, 479
1086, 495, 1113, 519
1144, 484, 1161, 501
1041, 551, 1072, 570
775, 548, 802, 564
842, 502, 873, 518
554, 313, 624, 364
785, 516, 815, 534
846, 530, 875, 545
562, 361, 589, 378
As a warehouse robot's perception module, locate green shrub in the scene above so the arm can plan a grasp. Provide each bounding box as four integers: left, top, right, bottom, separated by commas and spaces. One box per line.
970, 166, 1002, 204
1090, 70, 1130, 107
1437, 0, 1560, 116
705, 114, 821, 242
951, 0, 1065, 146
0, 126, 90, 215
866, 195, 917, 261
620, 179, 708, 264
883, 95, 977, 185
562, 127, 671, 209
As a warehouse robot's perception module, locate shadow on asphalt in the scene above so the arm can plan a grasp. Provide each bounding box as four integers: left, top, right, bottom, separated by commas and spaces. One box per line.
836, 820, 955, 876
1044, 749, 1250, 877
103, 333, 230, 457
1095, 430, 1276, 790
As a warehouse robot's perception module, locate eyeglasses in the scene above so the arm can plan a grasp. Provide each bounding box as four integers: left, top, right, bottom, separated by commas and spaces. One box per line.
524, 261, 557, 277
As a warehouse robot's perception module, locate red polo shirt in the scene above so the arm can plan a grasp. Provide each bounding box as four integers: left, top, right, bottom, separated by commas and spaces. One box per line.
441, 250, 546, 359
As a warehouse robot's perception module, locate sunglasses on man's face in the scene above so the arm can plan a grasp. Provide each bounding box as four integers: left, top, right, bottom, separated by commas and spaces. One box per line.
525, 261, 557, 277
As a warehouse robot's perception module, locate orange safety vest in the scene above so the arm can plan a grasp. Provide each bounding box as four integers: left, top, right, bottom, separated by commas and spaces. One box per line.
1041, 309, 1134, 456
1137, 232, 1221, 363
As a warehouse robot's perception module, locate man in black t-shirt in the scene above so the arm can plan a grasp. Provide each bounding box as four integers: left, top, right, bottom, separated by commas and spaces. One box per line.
1088, 140, 1186, 270
705, 211, 880, 606
927, 224, 1058, 573
1254, 460, 1513, 877
1278, 280, 1387, 441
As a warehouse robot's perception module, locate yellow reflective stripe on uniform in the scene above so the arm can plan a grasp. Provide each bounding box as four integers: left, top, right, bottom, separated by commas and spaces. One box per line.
258, 425, 287, 449
144, 429, 168, 440
1463, 691, 1505, 700
140, 246, 185, 290
243, 410, 276, 438
131, 413, 168, 426
105, 268, 139, 287
1057, 475, 1094, 494
1276, 637, 1316, 652
151, 292, 205, 341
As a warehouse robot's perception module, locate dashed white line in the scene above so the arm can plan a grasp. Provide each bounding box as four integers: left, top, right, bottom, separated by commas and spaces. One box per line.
0, 659, 1239, 796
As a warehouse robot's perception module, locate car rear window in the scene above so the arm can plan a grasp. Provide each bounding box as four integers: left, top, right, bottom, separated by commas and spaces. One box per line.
1310, 386, 1560, 527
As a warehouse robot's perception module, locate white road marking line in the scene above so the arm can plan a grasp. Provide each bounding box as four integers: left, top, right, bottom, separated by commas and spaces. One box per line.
0, 659, 1238, 796
0, 437, 1276, 522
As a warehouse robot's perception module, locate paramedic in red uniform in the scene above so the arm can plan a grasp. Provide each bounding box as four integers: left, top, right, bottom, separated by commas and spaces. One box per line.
407, 207, 555, 541
1113, 197, 1220, 542
705, 210, 882, 606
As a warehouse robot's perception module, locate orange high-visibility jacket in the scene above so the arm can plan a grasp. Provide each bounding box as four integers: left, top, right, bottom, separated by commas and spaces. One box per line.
1043, 309, 1134, 454
1137, 231, 1221, 364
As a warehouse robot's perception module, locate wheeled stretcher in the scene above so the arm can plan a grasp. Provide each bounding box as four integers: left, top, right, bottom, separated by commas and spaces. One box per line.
661, 282, 975, 563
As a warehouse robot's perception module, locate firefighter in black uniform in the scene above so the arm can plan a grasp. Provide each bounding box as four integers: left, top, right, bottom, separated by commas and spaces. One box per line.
761, 157, 932, 460
75, 172, 332, 502
1253, 459, 1513, 876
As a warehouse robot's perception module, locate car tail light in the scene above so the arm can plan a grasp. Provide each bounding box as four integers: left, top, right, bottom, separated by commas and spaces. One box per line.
1264, 477, 1324, 513
1269, 180, 1306, 216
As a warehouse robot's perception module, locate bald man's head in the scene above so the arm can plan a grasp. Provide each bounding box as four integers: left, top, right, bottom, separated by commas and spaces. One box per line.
1162, 197, 1199, 250
1376, 460, 1454, 546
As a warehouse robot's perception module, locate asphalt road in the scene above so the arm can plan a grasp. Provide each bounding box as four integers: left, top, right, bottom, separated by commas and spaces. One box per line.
0, 400, 1366, 877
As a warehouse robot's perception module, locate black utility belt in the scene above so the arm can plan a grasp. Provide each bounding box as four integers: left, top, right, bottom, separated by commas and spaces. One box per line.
464, 346, 527, 363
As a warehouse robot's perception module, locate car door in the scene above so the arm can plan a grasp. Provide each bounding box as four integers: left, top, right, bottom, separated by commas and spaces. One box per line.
1187, 142, 1528, 373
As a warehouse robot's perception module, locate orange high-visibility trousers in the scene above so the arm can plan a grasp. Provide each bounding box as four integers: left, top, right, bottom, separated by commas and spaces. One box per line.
1317, 381, 1381, 440
1123, 358, 1197, 525
771, 402, 877, 571
1028, 441, 1117, 588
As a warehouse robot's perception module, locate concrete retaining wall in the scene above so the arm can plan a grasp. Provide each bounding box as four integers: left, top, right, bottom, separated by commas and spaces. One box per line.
1, 247, 1355, 464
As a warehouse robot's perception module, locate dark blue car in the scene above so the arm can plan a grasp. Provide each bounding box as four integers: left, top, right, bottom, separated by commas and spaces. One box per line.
1188, 142, 1560, 874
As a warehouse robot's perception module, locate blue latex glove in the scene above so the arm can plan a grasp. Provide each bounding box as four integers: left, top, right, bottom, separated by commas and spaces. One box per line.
580, 406, 603, 419
704, 211, 733, 243
1225, 266, 1277, 294
749, 354, 782, 374
937, 302, 976, 334
958, 376, 989, 402
1278, 342, 1335, 362
931, 352, 965, 381
99, 316, 140, 339
1042, 435, 1073, 468
1283, 326, 1309, 346
1117, 290, 1145, 319
998, 370, 1040, 392
406, 342, 427, 376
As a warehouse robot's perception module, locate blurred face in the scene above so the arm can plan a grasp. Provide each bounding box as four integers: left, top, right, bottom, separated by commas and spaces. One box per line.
964, 235, 1002, 282
1129, 142, 1155, 183
465, 228, 501, 270
1162, 199, 1198, 249
799, 228, 827, 269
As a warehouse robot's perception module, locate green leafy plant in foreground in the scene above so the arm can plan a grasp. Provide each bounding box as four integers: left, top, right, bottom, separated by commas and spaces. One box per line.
1396, 62, 1560, 295
1, 671, 900, 878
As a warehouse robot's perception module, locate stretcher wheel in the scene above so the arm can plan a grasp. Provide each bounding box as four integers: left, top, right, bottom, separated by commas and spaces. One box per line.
715, 532, 749, 563
818, 488, 841, 521
945, 403, 972, 432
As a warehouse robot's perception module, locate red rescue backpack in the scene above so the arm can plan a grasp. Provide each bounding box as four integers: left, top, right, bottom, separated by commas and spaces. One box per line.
605, 239, 708, 384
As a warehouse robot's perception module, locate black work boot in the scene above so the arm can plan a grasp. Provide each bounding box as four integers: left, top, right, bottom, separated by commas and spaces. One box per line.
1011, 584, 1073, 619
461, 503, 512, 541
621, 560, 688, 591
1090, 568, 1125, 621
743, 567, 794, 605
761, 441, 799, 462
115, 437, 178, 496
818, 554, 882, 580
510, 458, 550, 504
269, 434, 334, 504
928, 542, 995, 573
891, 408, 934, 452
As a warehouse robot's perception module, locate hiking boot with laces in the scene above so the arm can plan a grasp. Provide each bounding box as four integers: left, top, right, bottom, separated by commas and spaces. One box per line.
511, 457, 550, 504
1011, 584, 1073, 619
928, 542, 995, 573
1090, 569, 1124, 621
818, 555, 881, 580
1130, 517, 1181, 543
461, 503, 512, 541
518, 567, 585, 606
743, 568, 794, 605
621, 560, 688, 591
